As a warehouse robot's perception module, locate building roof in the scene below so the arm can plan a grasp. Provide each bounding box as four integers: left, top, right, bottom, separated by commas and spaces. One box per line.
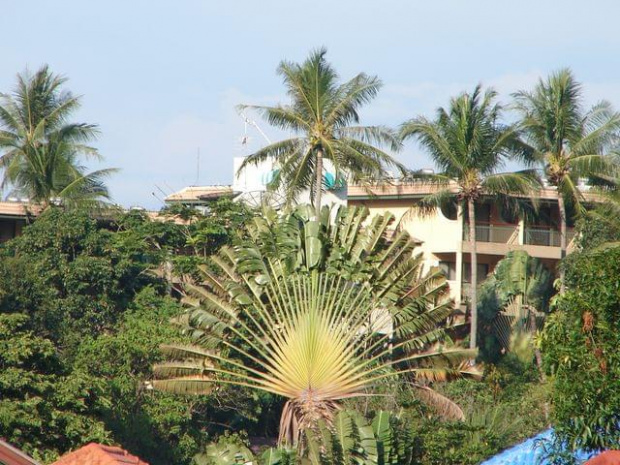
347, 181, 602, 203
164, 185, 234, 204
0, 439, 40, 465
0, 201, 37, 218
51, 443, 149, 465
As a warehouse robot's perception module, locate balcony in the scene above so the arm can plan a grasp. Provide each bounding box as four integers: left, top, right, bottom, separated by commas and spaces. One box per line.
463, 222, 519, 244
524, 226, 575, 247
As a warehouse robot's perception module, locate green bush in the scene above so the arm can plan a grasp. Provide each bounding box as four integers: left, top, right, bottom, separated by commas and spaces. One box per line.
543, 246, 620, 451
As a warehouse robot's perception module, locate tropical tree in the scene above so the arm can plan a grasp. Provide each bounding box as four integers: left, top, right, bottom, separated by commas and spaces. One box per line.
153, 205, 475, 449
0, 65, 116, 208
541, 245, 620, 451
237, 48, 406, 215
478, 251, 553, 369
400, 85, 538, 349
513, 68, 620, 290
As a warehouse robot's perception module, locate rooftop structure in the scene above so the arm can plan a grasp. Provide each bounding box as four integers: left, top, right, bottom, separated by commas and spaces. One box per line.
0, 201, 36, 244
164, 185, 235, 205
164, 156, 347, 210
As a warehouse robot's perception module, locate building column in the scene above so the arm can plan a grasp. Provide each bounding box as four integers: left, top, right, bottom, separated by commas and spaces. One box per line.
518, 217, 525, 245
455, 202, 464, 310
455, 249, 463, 310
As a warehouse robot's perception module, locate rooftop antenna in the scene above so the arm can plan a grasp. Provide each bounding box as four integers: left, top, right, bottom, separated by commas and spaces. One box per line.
163, 182, 176, 194
238, 110, 272, 146
154, 184, 169, 198
151, 191, 164, 204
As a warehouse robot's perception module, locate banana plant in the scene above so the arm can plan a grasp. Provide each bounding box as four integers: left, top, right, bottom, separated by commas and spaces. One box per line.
153, 205, 475, 448
262, 410, 414, 465
193, 441, 254, 465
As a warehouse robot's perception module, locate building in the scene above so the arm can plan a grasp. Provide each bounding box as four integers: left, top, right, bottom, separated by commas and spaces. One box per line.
164, 156, 347, 210
0, 201, 33, 244
348, 180, 585, 310
164, 185, 236, 212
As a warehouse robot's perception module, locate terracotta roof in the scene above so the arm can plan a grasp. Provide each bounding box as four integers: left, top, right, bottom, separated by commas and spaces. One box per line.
51, 443, 149, 465
164, 185, 234, 203
584, 450, 620, 464
0, 201, 37, 217
0, 439, 40, 465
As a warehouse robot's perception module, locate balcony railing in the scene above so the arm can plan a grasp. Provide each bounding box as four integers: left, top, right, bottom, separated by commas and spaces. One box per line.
463, 223, 519, 244
524, 226, 575, 247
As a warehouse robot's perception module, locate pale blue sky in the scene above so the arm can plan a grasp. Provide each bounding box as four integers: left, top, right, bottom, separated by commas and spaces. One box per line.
2, 0, 620, 208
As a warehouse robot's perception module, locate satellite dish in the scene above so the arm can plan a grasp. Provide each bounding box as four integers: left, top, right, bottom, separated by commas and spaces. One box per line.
235, 190, 287, 210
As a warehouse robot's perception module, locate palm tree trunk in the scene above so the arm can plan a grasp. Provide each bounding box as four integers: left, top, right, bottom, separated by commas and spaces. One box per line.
468, 198, 478, 350
314, 149, 323, 217
557, 193, 567, 293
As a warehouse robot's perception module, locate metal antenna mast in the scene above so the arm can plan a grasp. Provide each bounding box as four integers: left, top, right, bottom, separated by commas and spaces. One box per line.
238, 110, 272, 145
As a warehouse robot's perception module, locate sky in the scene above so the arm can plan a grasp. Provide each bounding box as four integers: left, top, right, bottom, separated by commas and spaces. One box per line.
2, 0, 620, 209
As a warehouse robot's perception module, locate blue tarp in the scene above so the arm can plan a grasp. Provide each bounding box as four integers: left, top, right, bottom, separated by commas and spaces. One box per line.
480, 429, 596, 465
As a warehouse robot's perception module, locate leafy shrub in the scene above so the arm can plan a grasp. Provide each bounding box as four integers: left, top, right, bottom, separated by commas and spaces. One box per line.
542, 246, 620, 451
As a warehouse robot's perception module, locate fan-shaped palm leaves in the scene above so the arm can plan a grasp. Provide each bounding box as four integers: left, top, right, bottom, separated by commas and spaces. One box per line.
153, 205, 474, 447
513, 69, 620, 290
400, 85, 539, 349
237, 48, 407, 215
0, 65, 116, 208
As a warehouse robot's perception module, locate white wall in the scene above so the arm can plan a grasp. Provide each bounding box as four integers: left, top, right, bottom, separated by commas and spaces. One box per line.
233, 156, 347, 208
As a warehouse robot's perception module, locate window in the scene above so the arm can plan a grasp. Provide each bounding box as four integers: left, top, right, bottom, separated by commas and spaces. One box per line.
439, 261, 457, 281
463, 263, 489, 284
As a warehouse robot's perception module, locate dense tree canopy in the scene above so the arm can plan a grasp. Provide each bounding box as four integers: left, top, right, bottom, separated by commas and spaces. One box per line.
0, 203, 258, 464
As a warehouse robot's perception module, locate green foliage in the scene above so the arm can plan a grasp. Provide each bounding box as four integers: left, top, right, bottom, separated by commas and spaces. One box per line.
72, 288, 207, 465
193, 432, 253, 465
405, 360, 549, 465
155, 205, 472, 448
0, 207, 261, 463
542, 246, 620, 451
0, 208, 162, 350
574, 205, 620, 251
0, 313, 110, 463
514, 69, 620, 209
401, 85, 539, 349
478, 251, 554, 362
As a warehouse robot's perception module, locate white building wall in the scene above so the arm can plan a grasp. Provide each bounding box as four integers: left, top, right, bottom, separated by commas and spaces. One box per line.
233, 156, 347, 209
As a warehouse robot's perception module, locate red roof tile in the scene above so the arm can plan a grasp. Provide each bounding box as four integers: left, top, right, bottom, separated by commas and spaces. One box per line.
51, 443, 149, 465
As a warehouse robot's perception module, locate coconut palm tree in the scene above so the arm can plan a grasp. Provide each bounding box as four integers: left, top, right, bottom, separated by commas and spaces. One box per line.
513, 69, 620, 290
0, 65, 116, 209
153, 205, 476, 448
400, 85, 538, 349
237, 48, 406, 216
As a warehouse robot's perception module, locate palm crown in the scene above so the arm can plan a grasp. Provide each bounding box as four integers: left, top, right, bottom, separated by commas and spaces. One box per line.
400, 85, 539, 349
237, 48, 407, 214
0, 66, 116, 208
513, 68, 620, 207
513, 69, 620, 290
